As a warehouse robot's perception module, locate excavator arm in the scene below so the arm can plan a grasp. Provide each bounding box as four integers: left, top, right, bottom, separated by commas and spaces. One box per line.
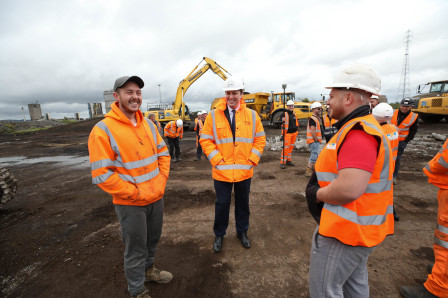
173, 57, 231, 116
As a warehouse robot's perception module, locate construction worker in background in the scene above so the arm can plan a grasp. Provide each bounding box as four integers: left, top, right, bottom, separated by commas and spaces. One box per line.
200, 110, 208, 159
372, 102, 400, 222
369, 95, 379, 111
391, 97, 419, 184
305, 64, 394, 298
280, 100, 299, 169
401, 139, 448, 298
200, 77, 266, 253
148, 113, 162, 135
194, 112, 202, 161
164, 119, 183, 162
305, 102, 323, 177
322, 105, 338, 143
88, 76, 172, 298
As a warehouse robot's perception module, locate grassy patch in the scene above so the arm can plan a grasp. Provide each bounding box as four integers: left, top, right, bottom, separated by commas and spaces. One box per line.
13, 127, 49, 134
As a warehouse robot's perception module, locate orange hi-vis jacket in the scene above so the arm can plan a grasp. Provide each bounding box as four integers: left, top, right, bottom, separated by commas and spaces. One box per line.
381, 123, 399, 163
164, 121, 183, 139
424, 139, 448, 189
306, 115, 322, 144
195, 118, 203, 147
194, 118, 199, 131
315, 114, 394, 247
282, 111, 299, 135
200, 98, 266, 182
323, 114, 338, 140
88, 102, 170, 206
391, 110, 418, 142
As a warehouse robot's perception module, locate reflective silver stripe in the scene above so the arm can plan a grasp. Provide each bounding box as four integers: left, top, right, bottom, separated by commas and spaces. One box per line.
157, 141, 166, 150
158, 151, 170, 157
118, 173, 135, 183
235, 137, 253, 143
437, 223, 448, 235
208, 149, 220, 160
145, 118, 158, 145
255, 131, 265, 137
440, 147, 447, 154
121, 155, 158, 170
434, 236, 448, 249
92, 170, 114, 184
316, 171, 338, 182
210, 110, 219, 144
438, 155, 448, 169
91, 159, 114, 171
96, 121, 120, 156
424, 163, 431, 173
324, 203, 394, 226
365, 180, 393, 193
216, 164, 253, 170
200, 134, 214, 140
251, 148, 261, 158
133, 168, 160, 184
217, 138, 234, 145
251, 110, 256, 143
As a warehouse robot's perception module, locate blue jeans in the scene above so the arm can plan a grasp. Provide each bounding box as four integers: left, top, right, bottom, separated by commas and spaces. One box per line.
309, 226, 375, 298
214, 178, 251, 236
114, 199, 164, 296
309, 142, 321, 163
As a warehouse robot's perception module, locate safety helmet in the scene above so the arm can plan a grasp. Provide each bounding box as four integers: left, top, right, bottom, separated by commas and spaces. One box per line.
311, 102, 322, 110
176, 119, 183, 127
223, 77, 245, 91
370, 95, 379, 100
325, 64, 381, 95
286, 100, 294, 106
372, 102, 394, 121
197, 112, 202, 116
400, 97, 414, 106
201, 110, 207, 114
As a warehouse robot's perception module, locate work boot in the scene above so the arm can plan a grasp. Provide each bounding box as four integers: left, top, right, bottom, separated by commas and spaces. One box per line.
286, 161, 295, 167
393, 177, 398, 185
400, 285, 437, 297
194, 157, 200, 161
177, 157, 182, 161
145, 266, 173, 284
172, 157, 178, 162
305, 167, 312, 177
280, 164, 286, 169
237, 232, 251, 249
213, 236, 223, 253
132, 287, 151, 298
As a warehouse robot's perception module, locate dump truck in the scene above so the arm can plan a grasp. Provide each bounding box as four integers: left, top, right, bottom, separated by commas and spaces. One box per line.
411, 80, 448, 122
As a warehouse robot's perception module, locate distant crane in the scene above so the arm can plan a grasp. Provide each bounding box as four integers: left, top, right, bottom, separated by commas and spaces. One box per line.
396, 29, 412, 101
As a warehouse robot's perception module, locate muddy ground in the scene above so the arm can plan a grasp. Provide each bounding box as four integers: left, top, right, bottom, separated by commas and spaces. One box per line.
0, 118, 447, 298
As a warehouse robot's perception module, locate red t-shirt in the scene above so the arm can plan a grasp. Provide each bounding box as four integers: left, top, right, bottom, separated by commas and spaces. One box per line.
338, 129, 379, 173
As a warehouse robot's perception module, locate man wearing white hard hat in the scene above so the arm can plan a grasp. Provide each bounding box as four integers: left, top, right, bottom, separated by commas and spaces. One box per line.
280, 100, 299, 169
369, 95, 379, 109
200, 77, 266, 253
305, 64, 394, 298
164, 119, 184, 162
305, 102, 323, 177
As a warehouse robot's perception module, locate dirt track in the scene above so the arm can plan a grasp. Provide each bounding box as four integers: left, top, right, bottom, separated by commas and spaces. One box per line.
0, 118, 447, 297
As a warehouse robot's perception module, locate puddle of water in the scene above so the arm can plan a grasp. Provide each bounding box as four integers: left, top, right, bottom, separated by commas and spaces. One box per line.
0, 156, 89, 168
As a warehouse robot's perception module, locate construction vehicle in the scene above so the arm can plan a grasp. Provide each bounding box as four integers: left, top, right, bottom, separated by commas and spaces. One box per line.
144, 57, 231, 130
0, 166, 18, 207
411, 80, 448, 122
211, 91, 313, 126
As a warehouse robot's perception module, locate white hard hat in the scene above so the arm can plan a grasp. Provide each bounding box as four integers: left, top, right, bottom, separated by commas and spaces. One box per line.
311, 102, 322, 109
370, 95, 379, 100
201, 110, 207, 114
176, 119, 183, 127
286, 100, 294, 106
197, 112, 202, 116
223, 77, 245, 91
372, 102, 394, 120
325, 64, 381, 95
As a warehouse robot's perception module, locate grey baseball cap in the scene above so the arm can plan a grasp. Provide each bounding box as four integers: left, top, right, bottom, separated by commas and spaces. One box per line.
113, 76, 144, 92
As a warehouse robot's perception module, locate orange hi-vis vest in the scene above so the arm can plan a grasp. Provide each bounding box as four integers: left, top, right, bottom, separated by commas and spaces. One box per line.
88, 102, 170, 206
194, 118, 199, 131
200, 98, 266, 182
381, 123, 399, 163
282, 111, 299, 135
164, 121, 183, 138
424, 139, 448, 189
323, 114, 338, 139
195, 118, 203, 147
391, 110, 418, 142
315, 114, 394, 247
307, 115, 322, 144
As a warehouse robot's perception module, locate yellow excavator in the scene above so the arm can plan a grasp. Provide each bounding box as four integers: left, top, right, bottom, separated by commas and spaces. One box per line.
412, 80, 448, 122
144, 57, 231, 130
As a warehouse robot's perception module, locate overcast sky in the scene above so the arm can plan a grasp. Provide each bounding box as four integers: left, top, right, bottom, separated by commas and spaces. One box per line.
1, 0, 447, 120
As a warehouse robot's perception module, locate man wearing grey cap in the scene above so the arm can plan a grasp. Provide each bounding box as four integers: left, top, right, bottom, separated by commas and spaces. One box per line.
88, 76, 173, 298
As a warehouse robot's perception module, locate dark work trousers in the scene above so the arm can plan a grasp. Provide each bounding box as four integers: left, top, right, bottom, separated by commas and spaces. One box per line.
167, 137, 180, 159
393, 141, 407, 178
213, 178, 251, 237
196, 135, 203, 159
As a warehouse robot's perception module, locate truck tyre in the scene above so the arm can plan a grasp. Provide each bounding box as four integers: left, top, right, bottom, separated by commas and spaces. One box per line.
0, 167, 18, 207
